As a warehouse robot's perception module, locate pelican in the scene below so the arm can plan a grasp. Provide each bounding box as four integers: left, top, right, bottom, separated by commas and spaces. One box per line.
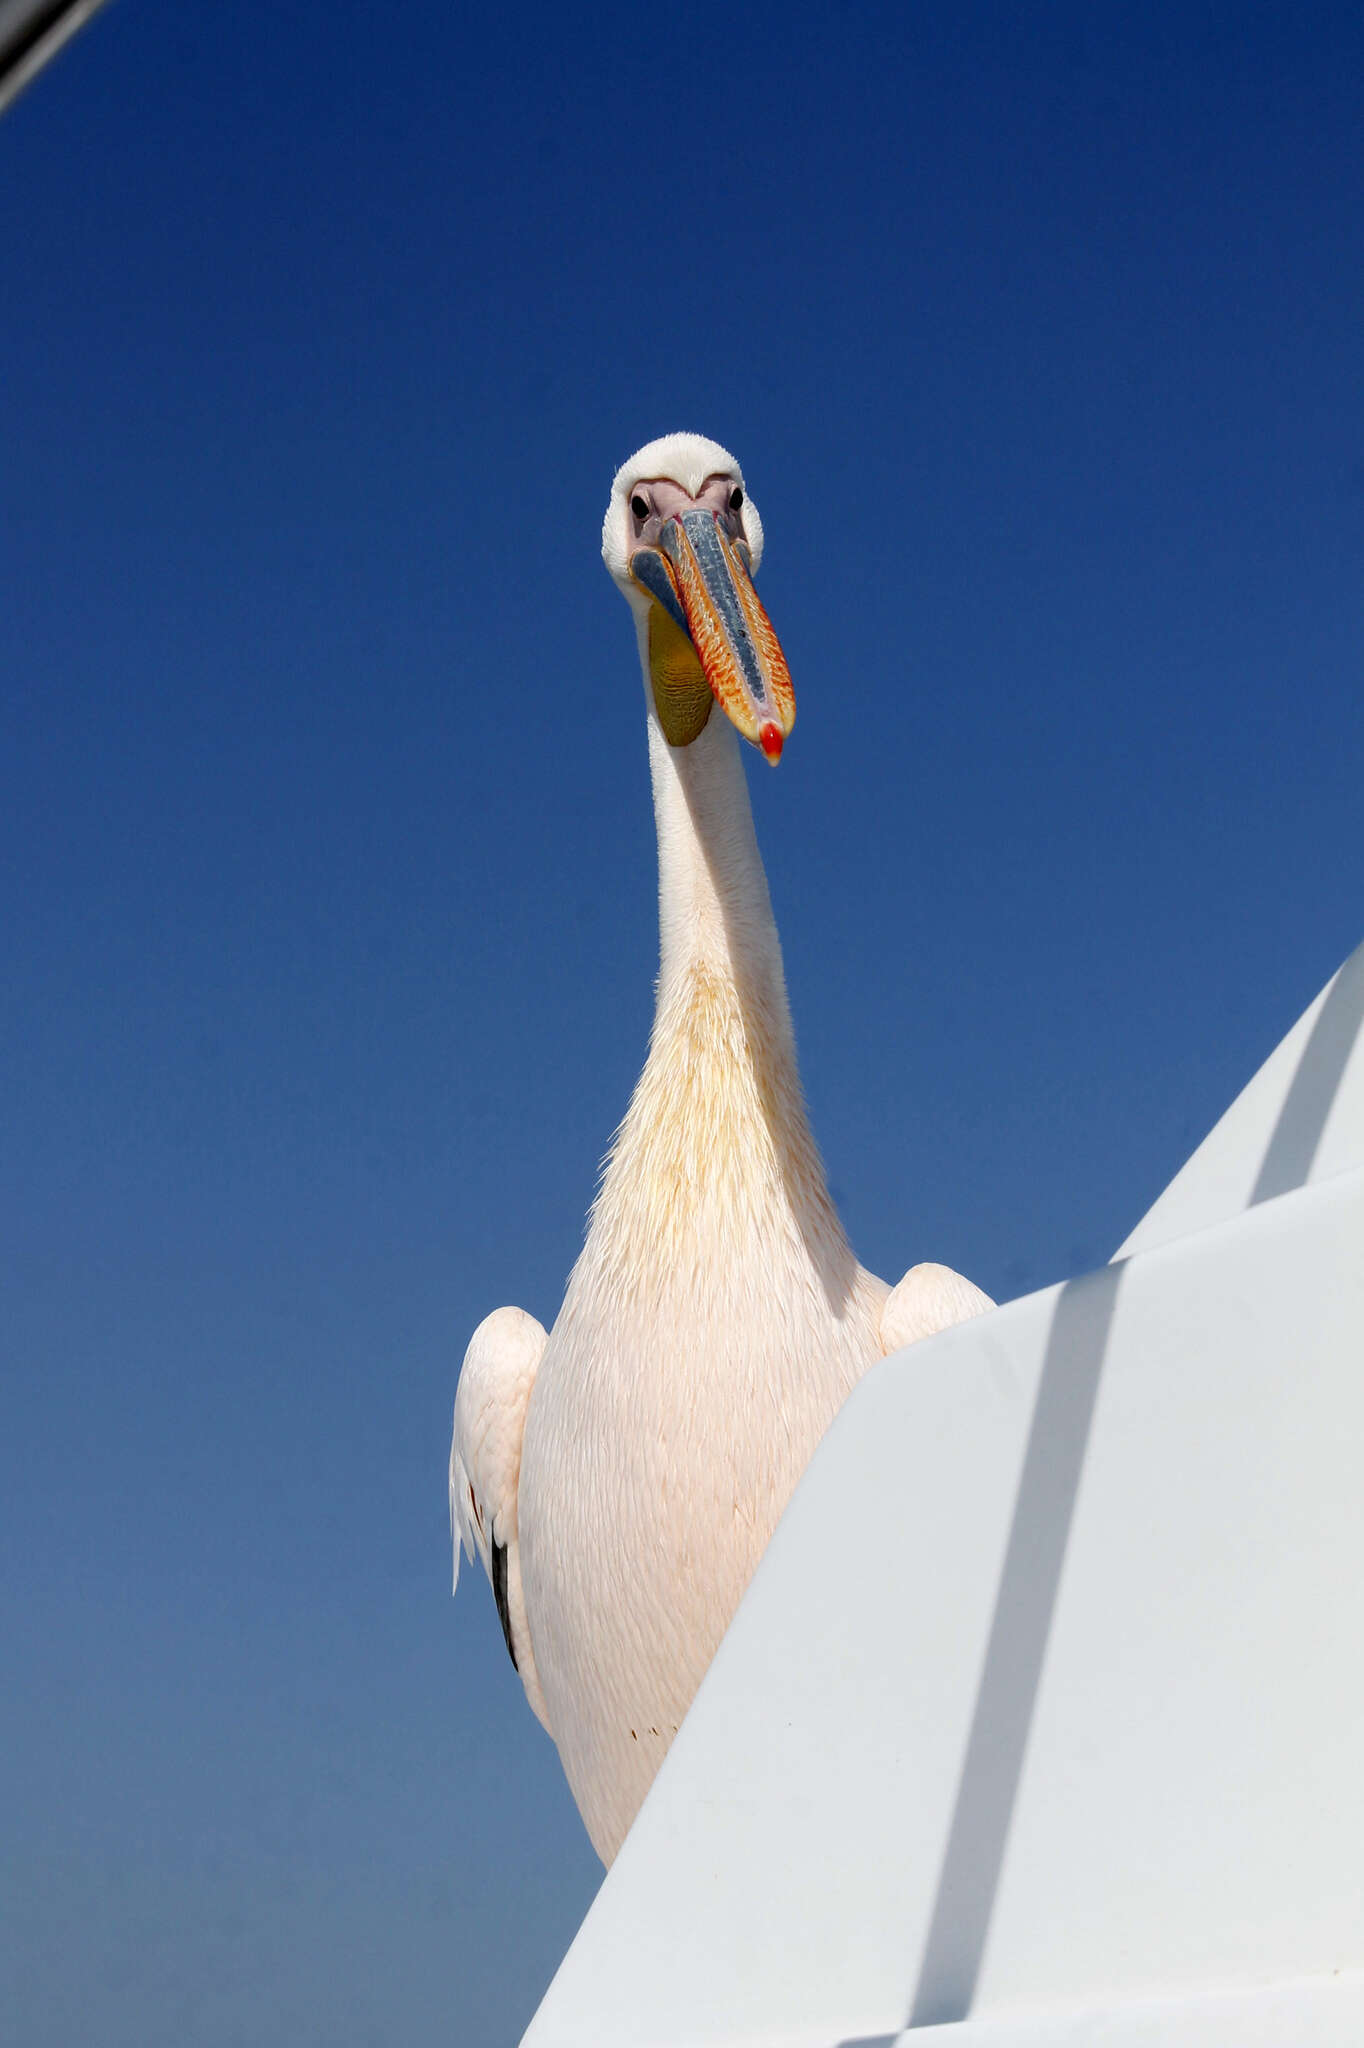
450, 433, 992, 1863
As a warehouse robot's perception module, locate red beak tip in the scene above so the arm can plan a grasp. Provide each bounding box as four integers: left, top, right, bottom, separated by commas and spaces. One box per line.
759, 722, 784, 764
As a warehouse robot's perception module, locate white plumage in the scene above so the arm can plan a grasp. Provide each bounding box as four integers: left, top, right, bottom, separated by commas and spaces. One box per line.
451, 434, 991, 1863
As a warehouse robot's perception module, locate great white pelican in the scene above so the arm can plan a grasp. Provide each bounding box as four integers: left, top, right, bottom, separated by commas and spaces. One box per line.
450, 433, 991, 1863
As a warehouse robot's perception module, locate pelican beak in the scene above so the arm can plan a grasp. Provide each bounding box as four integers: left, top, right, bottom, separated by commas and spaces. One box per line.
638, 510, 796, 764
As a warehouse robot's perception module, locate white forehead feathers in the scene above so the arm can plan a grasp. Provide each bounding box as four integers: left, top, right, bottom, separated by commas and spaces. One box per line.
602, 431, 765, 586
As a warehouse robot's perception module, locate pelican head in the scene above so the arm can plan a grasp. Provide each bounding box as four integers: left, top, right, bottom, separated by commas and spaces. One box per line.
602, 432, 795, 764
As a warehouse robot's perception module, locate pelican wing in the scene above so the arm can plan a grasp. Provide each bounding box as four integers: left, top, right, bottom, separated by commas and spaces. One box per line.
879, 1261, 994, 1355
450, 1304, 552, 1731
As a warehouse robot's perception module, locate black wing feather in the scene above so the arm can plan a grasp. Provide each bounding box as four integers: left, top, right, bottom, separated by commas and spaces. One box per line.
490, 1537, 518, 1671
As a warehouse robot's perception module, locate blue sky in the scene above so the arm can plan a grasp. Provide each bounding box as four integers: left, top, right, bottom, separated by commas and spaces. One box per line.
2, 4, 1361, 2043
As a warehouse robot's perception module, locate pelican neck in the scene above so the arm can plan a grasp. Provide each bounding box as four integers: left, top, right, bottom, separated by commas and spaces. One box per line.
645, 703, 793, 1027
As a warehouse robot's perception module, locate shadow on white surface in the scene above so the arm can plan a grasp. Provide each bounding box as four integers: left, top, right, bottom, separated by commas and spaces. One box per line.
1252, 941, 1364, 1202
906, 1266, 1123, 2028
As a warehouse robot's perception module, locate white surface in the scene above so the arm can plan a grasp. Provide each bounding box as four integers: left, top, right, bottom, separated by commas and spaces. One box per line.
523, 943, 1364, 2047
901, 1972, 1364, 2048
1117, 936, 1364, 1257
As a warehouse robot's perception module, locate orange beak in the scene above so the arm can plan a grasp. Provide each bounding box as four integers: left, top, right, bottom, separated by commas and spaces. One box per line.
636, 510, 796, 763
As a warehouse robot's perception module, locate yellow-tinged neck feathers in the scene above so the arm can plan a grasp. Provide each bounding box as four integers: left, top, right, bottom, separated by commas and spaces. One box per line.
578, 697, 860, 1324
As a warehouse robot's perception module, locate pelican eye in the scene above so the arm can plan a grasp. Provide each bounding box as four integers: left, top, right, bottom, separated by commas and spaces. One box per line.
729, 486, 743, 511
630, 494, 649, 521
